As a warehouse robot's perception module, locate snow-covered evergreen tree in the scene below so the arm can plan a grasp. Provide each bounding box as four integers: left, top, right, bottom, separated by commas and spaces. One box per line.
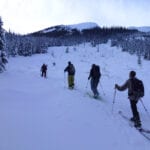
0, 17, 8, 72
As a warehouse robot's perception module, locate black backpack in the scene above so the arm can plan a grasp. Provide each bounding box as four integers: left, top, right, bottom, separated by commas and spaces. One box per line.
42, 64, 47, 71
131, 78, 144, 97
93, 65, 101, 78
69, 64, 75, 75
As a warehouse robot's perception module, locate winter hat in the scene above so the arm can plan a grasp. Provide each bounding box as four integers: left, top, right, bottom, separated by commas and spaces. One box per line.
130, 71, 136, 78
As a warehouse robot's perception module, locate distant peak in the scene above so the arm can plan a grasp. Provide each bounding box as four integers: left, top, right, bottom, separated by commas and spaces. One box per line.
129, 26, 150, 32
40, 22, 99, 34
67, 22, 99, 31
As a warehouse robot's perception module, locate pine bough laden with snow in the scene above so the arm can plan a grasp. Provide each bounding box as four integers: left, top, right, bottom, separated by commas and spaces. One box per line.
0, 17, 8, 72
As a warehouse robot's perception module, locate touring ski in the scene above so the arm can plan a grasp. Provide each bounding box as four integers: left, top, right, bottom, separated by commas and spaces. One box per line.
118, 110, 150, 141
86, 92, 102, 100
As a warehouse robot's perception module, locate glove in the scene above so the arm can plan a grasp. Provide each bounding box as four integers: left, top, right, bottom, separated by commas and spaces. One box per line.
115, 84, 118, 89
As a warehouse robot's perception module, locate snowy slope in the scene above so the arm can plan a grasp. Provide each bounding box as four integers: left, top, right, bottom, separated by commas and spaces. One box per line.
0, 43, 150, 150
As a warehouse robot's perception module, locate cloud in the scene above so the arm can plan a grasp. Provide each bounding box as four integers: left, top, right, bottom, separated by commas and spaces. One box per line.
0, 0, 150, 34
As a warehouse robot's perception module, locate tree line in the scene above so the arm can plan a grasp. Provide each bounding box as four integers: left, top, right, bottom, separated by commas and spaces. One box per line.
1, 16, 150, 73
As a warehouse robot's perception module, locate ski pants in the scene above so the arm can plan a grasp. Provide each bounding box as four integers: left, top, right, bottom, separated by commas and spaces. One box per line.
90, 78, 99, 96
129, 100, 141, 122
68, 75, 74, 88
41, 71, 46, 78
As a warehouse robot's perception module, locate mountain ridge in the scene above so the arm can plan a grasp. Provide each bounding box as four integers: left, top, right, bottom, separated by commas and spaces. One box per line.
29, 22, 150, 35
41, 22, 99, 34
129, 26, 150, 32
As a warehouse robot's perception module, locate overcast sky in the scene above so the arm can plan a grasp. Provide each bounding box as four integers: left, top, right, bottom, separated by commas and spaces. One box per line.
0, 0, 150, 34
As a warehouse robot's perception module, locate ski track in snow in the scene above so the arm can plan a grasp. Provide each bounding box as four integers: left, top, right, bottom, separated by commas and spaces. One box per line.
0, 43, 150, 150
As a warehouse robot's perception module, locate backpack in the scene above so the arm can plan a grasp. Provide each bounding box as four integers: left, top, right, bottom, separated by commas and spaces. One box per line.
131, 78, 144, 97
93, 65, 101, 79
41, 64, 47, 71
69, 64, 75, 75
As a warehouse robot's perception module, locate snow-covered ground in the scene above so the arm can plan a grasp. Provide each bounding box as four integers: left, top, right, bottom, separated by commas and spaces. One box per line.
0, 42, 150, 150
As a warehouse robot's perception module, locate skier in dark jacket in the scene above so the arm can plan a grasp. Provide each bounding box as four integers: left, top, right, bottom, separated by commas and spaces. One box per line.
64, 61, 75, 89
88, 64, 101, 98
41, 63, 47, 78
115, 71, 142, 127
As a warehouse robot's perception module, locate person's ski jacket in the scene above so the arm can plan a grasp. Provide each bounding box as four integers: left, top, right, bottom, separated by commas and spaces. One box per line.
88, 65, 101, 80
64, 64, 75, 76
116, 77, 140, 101
41, 64, 47, 72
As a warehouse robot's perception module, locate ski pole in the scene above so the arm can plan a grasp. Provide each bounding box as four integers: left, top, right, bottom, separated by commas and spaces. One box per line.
140, 98, 150, 119
64, 72, 67, 88
85, 80, 89, 89
99, 82, 105, 96
112, 89, 117, 113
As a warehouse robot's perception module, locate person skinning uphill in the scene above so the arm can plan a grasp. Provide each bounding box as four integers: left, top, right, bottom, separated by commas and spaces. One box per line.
41, 63, 47, 78
64, 61, 75, 89
115, 71, 144, 128
88, 64, 101, 98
